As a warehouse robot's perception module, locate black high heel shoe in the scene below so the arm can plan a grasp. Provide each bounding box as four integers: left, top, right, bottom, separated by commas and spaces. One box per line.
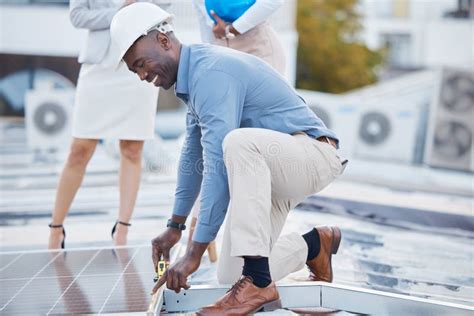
49, 223, 66, 249
111, 221, 131, 239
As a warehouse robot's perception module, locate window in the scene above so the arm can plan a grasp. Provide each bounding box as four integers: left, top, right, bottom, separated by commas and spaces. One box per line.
381, 33, 412, 67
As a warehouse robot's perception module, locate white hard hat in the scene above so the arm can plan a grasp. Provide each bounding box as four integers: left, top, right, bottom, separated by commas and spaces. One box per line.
110, 2, 173, 67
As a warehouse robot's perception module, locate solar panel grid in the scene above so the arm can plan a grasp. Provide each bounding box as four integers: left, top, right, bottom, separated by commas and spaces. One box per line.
0, 252, 56, 279
0, 246, 157, 315
0, 279, 27, 309
0, 253, 24, 271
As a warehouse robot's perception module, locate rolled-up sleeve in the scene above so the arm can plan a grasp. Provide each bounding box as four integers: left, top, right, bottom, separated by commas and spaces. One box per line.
232, 0, 284, 34
191, 70, 244, 243
172, 112, 203, 217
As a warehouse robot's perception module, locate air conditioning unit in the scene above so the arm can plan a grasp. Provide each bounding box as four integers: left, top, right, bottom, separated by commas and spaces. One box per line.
424, 68, 474, 172
25, 83, 75, 152
297, 89, 360, 158
354, 101, 424, 164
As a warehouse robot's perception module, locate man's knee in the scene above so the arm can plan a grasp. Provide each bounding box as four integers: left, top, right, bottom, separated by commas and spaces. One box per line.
222, 129, 251, 158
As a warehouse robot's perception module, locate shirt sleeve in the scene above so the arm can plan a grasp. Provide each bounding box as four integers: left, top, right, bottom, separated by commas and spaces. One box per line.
148, 0, 172, 10
193, 0, 215, 43
191, 70, 245, 243
69, 0, 119, 31
172, 111, 204, 218
232, 0, 284, 34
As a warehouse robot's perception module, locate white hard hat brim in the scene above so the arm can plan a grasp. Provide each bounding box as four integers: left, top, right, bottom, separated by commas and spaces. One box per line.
110, 1, 174, 70
112, 18, 174, 71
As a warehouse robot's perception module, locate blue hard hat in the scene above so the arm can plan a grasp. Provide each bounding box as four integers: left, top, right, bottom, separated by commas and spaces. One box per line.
205, 0, 256, 23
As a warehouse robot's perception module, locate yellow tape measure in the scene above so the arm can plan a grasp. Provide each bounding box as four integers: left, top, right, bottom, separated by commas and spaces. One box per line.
147, 260, 170, 315
153, 260, 169, 282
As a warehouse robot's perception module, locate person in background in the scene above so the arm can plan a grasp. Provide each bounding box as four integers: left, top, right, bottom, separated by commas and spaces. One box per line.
193, 0, 286, 75
47, 0, 169, 249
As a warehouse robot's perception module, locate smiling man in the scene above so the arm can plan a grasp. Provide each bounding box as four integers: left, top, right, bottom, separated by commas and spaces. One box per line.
111, 3, 347, 315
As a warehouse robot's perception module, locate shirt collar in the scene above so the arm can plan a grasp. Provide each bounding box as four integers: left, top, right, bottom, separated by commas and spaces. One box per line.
175, 45, 190, 101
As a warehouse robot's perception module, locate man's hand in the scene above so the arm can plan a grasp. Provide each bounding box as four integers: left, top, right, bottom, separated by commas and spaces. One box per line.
151, 228, 182, 272
151, 253, 198, 294
151, 241, 209, 294
210, 10, 227, 39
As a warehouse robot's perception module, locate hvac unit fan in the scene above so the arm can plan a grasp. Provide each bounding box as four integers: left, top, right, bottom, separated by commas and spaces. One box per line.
358, 111, 391, 146
25, 84, 75, 152
297, 89, 360, 158
354, 101, 423, 164
425, 68, 474, 172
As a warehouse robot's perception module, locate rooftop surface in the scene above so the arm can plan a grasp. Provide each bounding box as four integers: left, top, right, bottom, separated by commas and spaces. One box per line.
0, 118, 473, 314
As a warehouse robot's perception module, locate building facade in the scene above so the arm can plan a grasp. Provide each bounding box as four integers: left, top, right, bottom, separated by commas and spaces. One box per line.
359, 0, 473, 69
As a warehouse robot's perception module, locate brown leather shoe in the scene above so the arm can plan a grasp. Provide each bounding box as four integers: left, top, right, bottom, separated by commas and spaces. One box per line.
306, 226, 341, 282
196, 276, 282, 315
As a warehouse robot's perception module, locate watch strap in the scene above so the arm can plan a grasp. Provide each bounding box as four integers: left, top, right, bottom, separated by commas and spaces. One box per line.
167, 219, 186, 230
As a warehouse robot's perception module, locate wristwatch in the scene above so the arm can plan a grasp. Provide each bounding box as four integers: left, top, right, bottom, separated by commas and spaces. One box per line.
167, 219, 186, 230
225, 24, 236, 39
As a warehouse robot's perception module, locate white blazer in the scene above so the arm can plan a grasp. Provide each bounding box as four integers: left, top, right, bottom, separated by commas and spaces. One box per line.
70, 0, 170, 64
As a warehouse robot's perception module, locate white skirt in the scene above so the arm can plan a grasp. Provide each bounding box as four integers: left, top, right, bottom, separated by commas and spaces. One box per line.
72, 54, 159, 140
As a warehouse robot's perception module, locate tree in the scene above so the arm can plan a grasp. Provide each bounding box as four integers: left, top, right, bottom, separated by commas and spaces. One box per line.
296, 0, 384, 93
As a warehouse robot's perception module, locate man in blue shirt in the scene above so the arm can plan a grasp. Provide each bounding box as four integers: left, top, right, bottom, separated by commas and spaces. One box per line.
111, 3, 347, 315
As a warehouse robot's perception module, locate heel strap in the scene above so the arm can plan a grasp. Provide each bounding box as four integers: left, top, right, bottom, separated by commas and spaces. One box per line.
49, 223, 63, 228
117, 221, 131, 227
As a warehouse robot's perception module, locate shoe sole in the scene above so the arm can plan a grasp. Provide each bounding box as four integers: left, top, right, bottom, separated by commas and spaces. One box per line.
255, 298, 282, 313
196, 298, 282, 315
331, 226, 342, 254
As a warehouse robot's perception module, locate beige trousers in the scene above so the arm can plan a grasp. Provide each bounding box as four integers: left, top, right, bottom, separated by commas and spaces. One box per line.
213, 22, 286, 76
216, 129, 345, 284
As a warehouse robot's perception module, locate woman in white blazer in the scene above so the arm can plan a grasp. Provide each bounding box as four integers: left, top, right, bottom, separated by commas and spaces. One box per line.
48, 0, 169, 249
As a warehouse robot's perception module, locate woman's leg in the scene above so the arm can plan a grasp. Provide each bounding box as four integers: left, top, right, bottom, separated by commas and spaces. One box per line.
48, 138, 99, 249
113, 139, 144, 246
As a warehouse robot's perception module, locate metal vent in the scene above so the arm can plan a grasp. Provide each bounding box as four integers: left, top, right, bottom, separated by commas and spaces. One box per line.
425, 68, 474, 172
440, 73, 474, 113
433, 121, 471, 159
358, 111, 391, 145
33, 102, 67, 135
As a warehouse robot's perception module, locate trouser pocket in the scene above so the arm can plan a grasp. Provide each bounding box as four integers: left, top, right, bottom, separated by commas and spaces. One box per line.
309, 141, 344, 192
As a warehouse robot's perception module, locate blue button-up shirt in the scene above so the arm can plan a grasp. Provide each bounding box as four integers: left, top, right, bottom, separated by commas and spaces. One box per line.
173, 44, 339, 243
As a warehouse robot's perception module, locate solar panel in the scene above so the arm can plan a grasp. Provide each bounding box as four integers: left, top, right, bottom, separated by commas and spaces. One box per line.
0, 246, 159, 315
3, 247, 471, 316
